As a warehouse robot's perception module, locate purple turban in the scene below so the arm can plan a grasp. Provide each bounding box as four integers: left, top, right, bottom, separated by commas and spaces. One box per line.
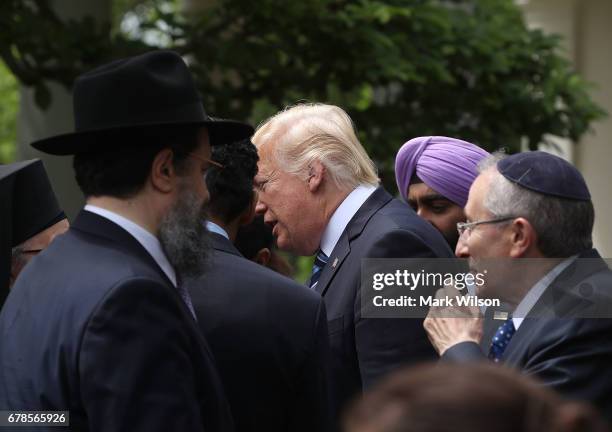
394, 136, 490, 207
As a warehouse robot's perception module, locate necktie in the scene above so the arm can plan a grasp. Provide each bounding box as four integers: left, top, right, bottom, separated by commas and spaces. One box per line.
309, 250, 329, 289
175, 275, 198, 321
488, 317, 516, 362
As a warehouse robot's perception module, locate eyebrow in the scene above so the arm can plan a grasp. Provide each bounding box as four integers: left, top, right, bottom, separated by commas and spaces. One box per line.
418, 194, 453, 204
253, 174, 270, 187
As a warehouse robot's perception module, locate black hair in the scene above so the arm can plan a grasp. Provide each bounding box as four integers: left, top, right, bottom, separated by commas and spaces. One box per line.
410, 172, 423, 185
205, 139, 259, 223
73, 126, 201, 198
234, 215, 274, 260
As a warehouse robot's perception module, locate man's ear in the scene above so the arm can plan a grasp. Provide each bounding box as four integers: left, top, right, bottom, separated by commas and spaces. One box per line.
307, 160, 325, 193
508, 217, 537, 258
150, 148, 176, 193
254, 248, 271, 267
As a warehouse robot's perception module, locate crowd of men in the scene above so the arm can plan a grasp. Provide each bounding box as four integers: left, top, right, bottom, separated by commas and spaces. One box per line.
1, 50, 611, 431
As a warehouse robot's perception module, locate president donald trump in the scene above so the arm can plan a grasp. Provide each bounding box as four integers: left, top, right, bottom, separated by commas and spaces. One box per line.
252, 103, 453, 419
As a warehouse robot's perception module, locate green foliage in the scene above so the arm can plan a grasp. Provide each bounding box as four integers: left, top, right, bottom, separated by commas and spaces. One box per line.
0, 0, 606, 189
0, 60, 18, 163
294, 255, 316, 285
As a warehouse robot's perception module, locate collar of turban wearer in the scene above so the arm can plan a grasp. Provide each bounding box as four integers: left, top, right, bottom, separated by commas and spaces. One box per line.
0, 159, 66, 304
394, 136, 490, 207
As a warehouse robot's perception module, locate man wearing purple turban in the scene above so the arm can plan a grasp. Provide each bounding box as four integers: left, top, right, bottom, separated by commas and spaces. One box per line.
395, 136, 489, 249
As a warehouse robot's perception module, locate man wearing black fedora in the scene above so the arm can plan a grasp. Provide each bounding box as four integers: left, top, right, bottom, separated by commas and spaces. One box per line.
0, 50, 253, 431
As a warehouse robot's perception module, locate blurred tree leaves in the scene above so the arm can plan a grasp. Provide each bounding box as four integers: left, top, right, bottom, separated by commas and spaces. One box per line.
0, 60, 18, 163
0, 0, 606, 188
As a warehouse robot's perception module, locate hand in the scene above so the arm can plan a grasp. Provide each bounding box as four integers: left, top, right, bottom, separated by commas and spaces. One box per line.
423, 286, 483, 356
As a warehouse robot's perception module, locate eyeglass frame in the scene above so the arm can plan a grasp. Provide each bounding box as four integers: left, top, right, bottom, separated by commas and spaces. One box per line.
456, 216, 516, 237
21, 248, 44, 255
187, 152, 224, 169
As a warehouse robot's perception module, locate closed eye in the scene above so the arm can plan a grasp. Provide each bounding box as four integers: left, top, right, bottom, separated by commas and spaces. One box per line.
254, 178, 269, 192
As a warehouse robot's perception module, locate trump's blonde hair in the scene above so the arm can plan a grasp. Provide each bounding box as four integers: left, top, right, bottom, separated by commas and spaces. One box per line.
253, 103, 379, 191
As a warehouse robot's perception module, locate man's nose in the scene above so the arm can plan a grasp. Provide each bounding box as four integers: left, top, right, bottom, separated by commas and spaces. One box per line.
455, 234, 470, 258
255, 199, 267, 215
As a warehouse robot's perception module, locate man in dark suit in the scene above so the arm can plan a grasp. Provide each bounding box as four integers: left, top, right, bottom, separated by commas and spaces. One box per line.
424, 151, 612, 420
187, 139, 331, 432
252, 103, 453, 418
0, 159, 68, 299
0, 51, 253, 431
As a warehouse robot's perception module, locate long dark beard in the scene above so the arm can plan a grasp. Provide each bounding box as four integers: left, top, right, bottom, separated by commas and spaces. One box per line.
158, 182, 210, 280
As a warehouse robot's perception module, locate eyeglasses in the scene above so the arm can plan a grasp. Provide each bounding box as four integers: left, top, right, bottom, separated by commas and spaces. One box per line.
187, 153, 224, 169
186, 152, 224, 183
456, 216, 516, 237
21, 248, 43, 255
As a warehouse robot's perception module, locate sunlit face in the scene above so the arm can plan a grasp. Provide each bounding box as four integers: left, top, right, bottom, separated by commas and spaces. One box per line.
10, 218, 70, 285
254, 151, 326, 256
461, 171, 514, 296
407, 182, 465, 248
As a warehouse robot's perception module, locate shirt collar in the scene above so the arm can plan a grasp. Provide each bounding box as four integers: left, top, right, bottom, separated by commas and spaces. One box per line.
320, 184, 377, 257
84, 204, 177, 287
206, 221, 229, 240
512, 255, 577, 329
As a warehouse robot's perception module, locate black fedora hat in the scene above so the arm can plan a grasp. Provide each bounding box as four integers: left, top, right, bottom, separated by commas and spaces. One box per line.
31, 50, 253, 155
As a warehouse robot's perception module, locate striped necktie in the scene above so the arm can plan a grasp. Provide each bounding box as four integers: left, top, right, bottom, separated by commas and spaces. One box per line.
309, 250, 329, 289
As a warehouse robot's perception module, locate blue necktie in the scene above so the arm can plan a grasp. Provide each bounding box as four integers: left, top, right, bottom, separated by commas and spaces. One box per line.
309, 250, 329, 289
488, 317, 516, 362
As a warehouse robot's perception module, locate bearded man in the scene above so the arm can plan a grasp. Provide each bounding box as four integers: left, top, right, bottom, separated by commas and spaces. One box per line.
394, 136, 489, 249
0, 51, 253, 432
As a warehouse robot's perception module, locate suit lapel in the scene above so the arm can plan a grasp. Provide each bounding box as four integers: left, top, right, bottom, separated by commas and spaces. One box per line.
315, 234, 350, 295
72, 210, 175, 288
503, 249, 606, 363
315, 187, 393, 296
525, 248, 606, 320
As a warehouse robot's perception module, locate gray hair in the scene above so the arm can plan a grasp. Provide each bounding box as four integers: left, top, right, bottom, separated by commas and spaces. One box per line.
479, 153, 594, 258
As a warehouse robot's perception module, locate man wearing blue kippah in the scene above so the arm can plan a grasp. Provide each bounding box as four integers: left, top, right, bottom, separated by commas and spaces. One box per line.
424, 151, 612, 421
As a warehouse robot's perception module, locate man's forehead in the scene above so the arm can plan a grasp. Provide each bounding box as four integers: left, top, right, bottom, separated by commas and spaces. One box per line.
190, 128, 211, 157
466, 171, 493, 215
408, 183, 449, 201
256, 153, 276, 176
24, 218, 69, 248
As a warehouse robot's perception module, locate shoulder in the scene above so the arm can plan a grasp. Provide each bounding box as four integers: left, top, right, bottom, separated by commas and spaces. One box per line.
355, 198, 453, 258
84, 276, 188, 332
14, 230, 175, 324
197, 250, 322, 305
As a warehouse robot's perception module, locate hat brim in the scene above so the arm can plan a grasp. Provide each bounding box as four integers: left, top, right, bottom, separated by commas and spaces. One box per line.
31, 118, 254, 155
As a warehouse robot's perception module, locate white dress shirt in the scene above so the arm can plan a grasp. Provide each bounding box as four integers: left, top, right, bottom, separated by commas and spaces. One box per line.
512, 256, 577, 329
84, 204, 177, 287
319, 184, 377, 257
206, 221, 230, 240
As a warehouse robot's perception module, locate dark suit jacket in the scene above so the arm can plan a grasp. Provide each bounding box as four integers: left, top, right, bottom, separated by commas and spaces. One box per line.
0, 211, 233, 432
443, 249, 612, 420
314, 187, 453, 415
188, 232, 331, 432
